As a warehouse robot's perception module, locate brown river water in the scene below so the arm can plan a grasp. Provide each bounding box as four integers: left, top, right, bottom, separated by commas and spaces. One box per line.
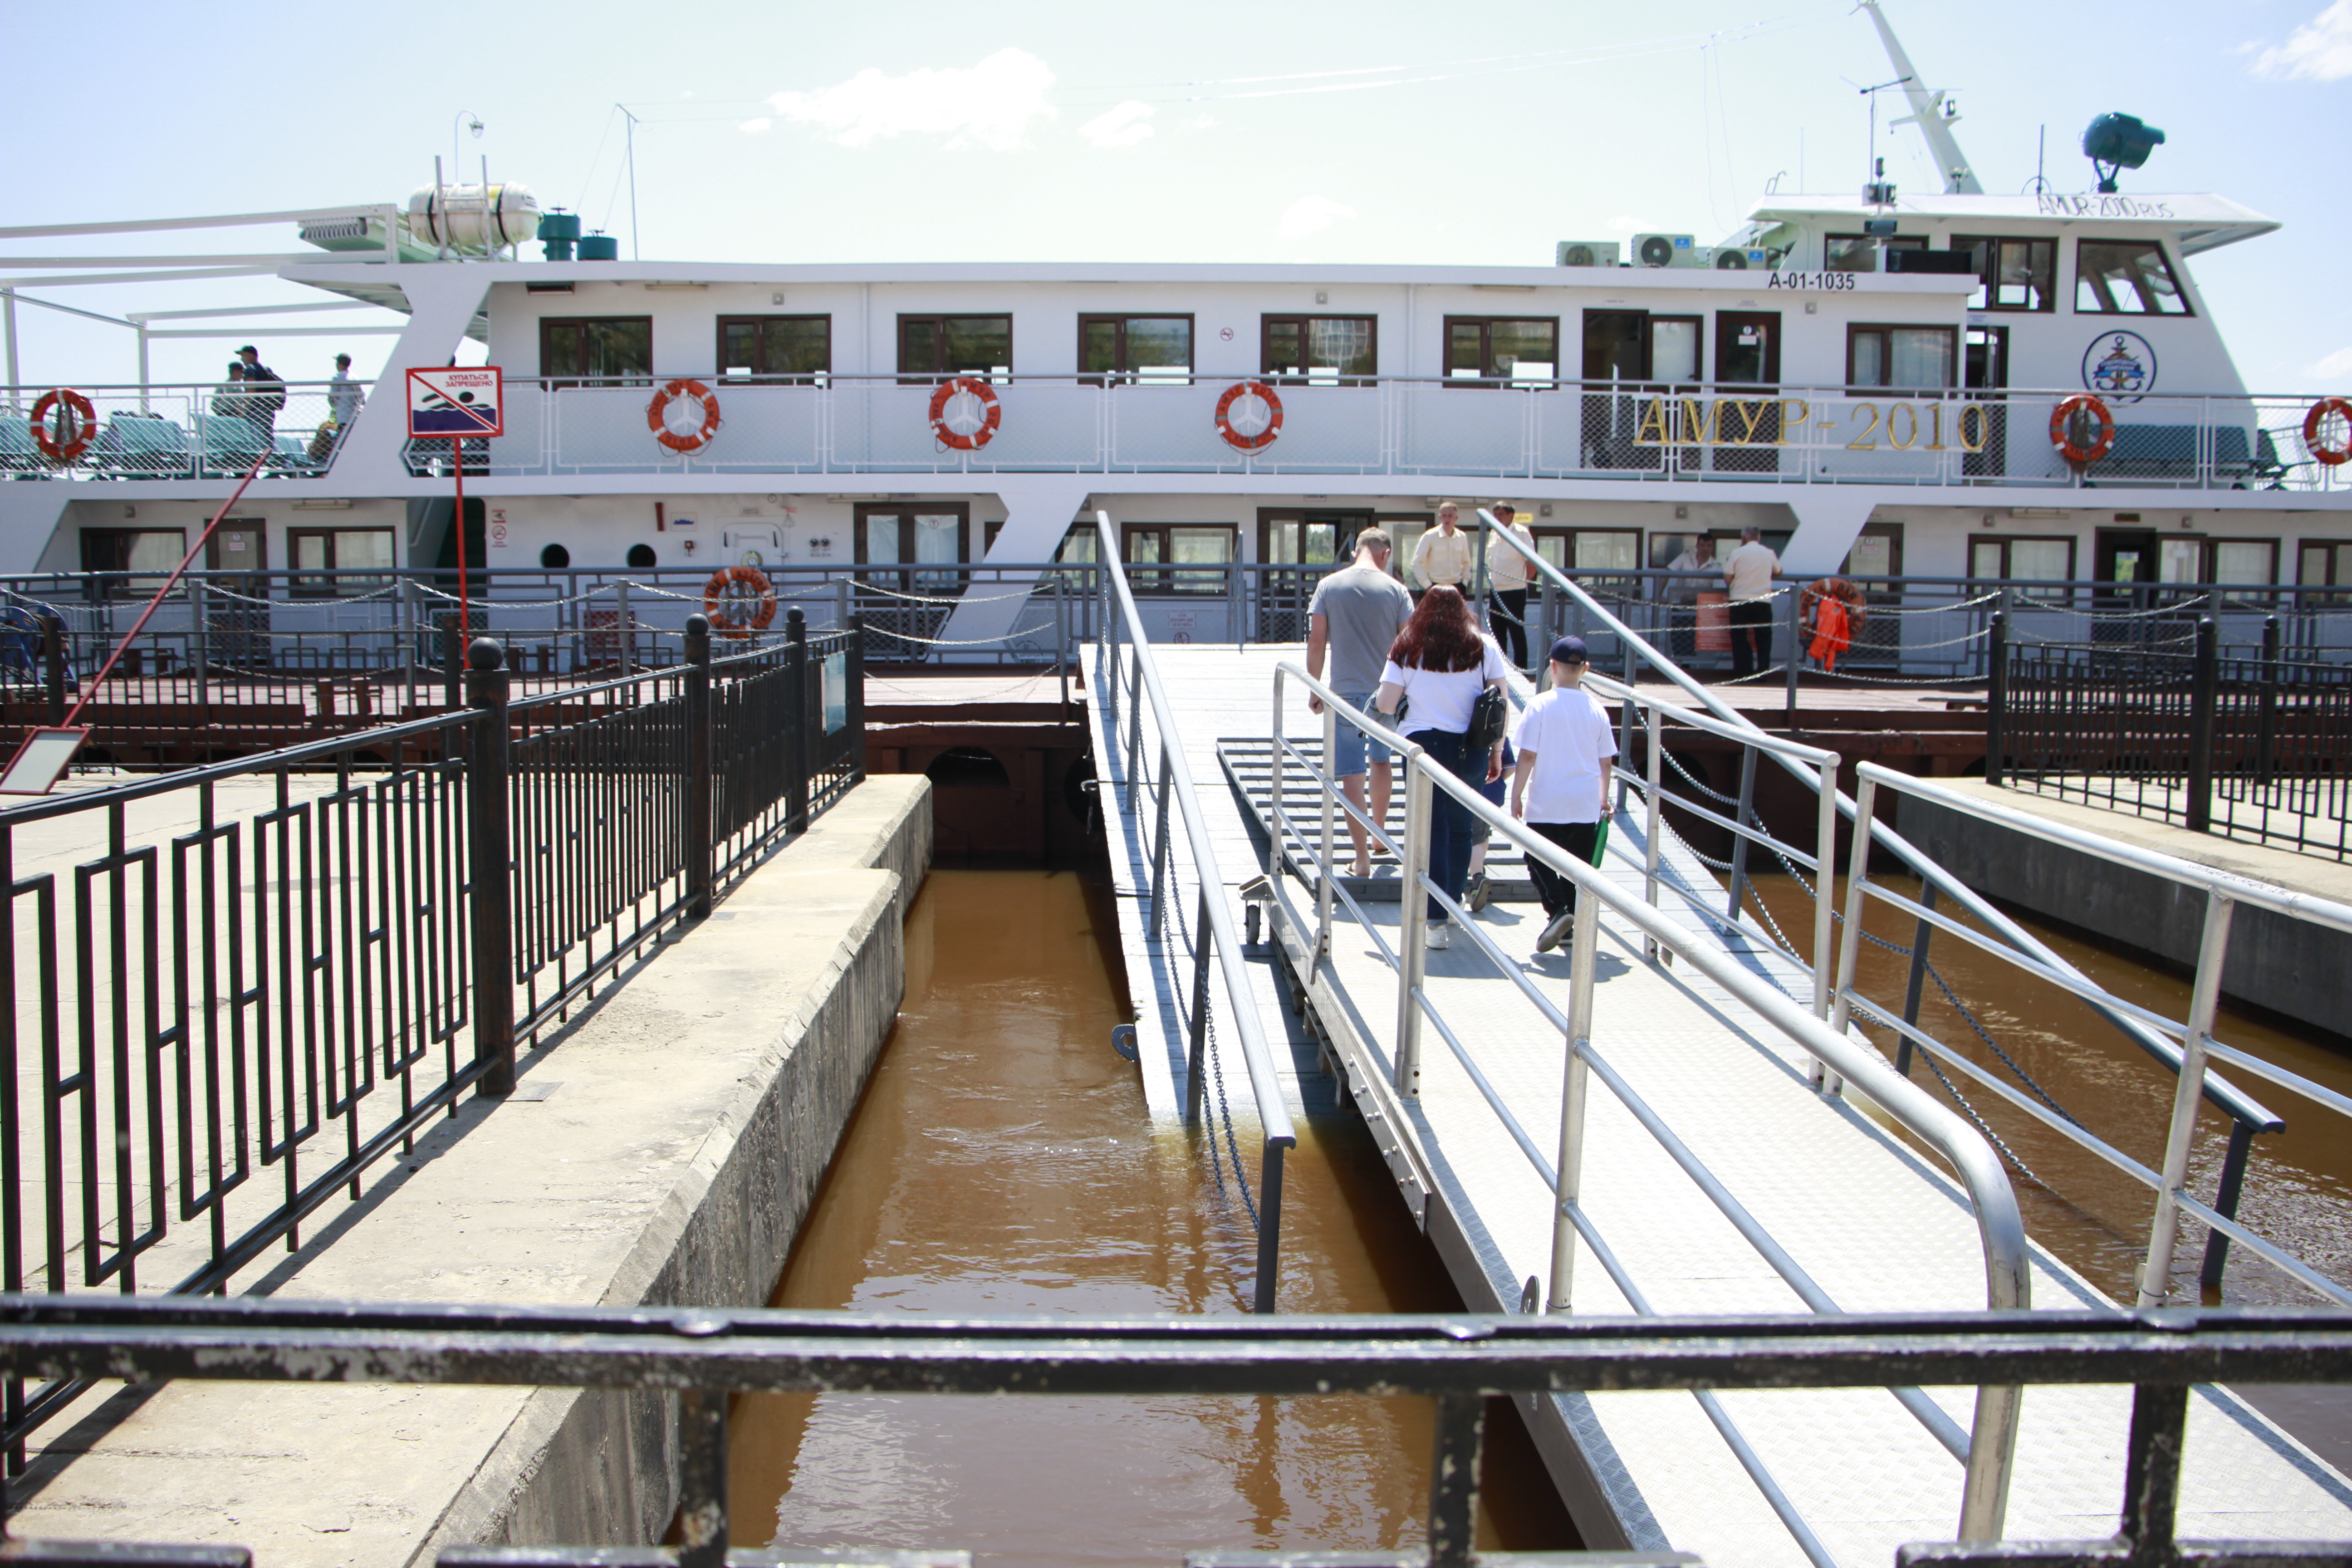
726, 869, 1578, 1565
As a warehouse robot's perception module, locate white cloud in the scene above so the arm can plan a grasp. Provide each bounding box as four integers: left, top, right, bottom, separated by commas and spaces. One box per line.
1277, 195, 1357, 245
2254, 0, 2352, 79
738, 117, 773, 134
2309, 344, 2352, 380
764, 49, 1057, 151
1079, 101, 1155, 148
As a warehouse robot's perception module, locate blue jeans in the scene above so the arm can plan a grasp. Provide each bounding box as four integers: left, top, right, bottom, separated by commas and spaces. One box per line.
1410, 728, 1485, 923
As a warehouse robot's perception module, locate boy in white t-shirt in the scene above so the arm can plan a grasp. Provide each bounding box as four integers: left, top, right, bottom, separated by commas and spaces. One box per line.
1509, 636, 1617, 953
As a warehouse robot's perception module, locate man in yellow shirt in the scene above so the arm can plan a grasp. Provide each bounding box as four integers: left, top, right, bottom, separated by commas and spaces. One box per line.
1409, 501, 1474, 603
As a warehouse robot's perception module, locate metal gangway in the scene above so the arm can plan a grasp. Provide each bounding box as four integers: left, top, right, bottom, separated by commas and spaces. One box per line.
1080, 510, 2352, 1565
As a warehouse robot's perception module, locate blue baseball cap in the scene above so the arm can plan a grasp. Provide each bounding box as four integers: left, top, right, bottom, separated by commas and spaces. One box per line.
1549, 636, 1590, 665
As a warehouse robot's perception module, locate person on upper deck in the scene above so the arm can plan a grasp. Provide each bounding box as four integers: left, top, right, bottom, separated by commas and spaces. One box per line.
1306, 527, 1414, 880
1485, 501, 1537, 669
1409, 502, 1474, 603
1721, 526, 1780, 681
328, 353, 365, 432
235, 345, 286, 446
1510, 636, 1617, 953
1375, 586, 1508, 951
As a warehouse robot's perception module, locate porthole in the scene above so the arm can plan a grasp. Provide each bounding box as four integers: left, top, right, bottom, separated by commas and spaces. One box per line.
540, 543, 571, 569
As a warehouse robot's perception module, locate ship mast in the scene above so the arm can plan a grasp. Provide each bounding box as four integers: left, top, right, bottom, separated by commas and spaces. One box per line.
1858, 0, 1984, 195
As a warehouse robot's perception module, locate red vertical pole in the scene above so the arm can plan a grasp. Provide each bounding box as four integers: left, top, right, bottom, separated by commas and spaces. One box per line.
452, 433, 470, 642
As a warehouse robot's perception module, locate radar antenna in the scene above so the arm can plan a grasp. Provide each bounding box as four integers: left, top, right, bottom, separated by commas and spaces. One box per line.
1857, 0, 1984, 195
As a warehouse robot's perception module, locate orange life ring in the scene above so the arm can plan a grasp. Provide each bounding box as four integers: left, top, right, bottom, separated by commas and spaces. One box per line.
2048, 393, 2117, 466
647, 378, 722, 454
29, 388, 98, 463
927, 376, 1001, 451
701, 564, 775, 637
2303, 397, 2352, 467
1213, 380, 1284, 452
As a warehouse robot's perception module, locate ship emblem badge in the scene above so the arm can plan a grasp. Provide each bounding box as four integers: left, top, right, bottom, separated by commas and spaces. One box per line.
2082, 330, 2157, 401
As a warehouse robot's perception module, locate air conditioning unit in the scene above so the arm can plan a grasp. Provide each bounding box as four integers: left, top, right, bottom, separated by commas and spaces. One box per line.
1555, 240, 1622, 268
1714, 247, 1774, 270
1632, 233, 1696, 268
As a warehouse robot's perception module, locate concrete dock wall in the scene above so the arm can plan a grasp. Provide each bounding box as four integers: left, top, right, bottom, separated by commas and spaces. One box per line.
1895, 785, 2348, 1040
12, 776, 933, 1568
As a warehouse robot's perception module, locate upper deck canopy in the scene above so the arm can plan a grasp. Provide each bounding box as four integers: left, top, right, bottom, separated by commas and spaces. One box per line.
1746, 191, 2280, 256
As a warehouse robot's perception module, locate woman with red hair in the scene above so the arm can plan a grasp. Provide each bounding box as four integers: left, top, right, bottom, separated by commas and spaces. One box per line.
1374, 586, 1509, 949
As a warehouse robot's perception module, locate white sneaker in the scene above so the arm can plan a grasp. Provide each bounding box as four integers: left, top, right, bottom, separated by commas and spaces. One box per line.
1426, 922, 1451, 950
1535, 908, 1576, 953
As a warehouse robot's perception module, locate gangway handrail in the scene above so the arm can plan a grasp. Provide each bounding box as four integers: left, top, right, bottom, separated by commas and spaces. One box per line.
1469, 510, 2283, 1136
1269, 657, 2030, 1547
1090, 511, 1297, 1314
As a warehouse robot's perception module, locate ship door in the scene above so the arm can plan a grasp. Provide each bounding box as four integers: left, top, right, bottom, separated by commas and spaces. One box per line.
1963, 326, 2009, 479
1713, 311, 1781, 475
855, 504, 969, 662
1257, 510, 1364, 642
2093, 526, 2160, 643
1581, 310, 1659, 470
205, 520, 269, 670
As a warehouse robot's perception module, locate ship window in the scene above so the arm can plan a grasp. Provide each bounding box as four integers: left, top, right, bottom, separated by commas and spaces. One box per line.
2075, 240, 2192, 316
540, 317, 652, 386
898, 315, 1012, 380
717, 316, 830, 382
1647, 318, 1700, 384
1078, 315, 1194, 384
1952, 236, 2056, 313
1122, 524, 1236, 595
80, 528, 188, 598
1969, 535, 2077, 604
1444, 317, 1558, 384
2298, 541, 2352, 603
289, 527, 395, 597
1261, 316, 1377, 384
1825, 233, 1925, 273
2164, 537, 2274, 600
1847, 325, 1957, 390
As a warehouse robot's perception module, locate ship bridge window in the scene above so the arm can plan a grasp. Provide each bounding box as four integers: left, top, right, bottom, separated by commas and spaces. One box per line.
289, 527, 395, 598
1445, 317, 1558, 384
1846, 324, 1957, 390
1825, 233, 1925, 273
1080, 315, 1194, 385
1952, 236, 2056, 313
540, 317, 652, 387
718, 316, 830, 382
1261, 316, 1376, 385
2076, 240, 2191, 316
899, 315, 1012, 380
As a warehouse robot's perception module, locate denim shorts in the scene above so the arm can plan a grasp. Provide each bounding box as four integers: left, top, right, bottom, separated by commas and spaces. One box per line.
1331, 691, 1390, 777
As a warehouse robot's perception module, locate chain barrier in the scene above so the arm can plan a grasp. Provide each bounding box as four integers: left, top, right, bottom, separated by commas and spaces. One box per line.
859, 617, 1059, 648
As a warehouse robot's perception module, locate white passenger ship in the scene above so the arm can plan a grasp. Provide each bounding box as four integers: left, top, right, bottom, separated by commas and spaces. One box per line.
2, 0, 2345, 653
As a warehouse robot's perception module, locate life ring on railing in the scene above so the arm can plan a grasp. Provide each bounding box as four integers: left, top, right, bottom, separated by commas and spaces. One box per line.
29, 389, 98, 463
1213, 380, 1284, 452
2048, 393, 2117, 466
2303, 397, 2352, 467
647, 378, 722, 454
927, 376, 1001, 451
701, 564, 775, 637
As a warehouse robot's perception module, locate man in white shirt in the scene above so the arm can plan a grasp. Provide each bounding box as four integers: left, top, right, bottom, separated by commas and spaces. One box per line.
1721, 526, 1781, 681
1484, 501, 1537, 669
1509, 636, 1617, 952
1663, 533, 1715, 665
1409, 501, 1474, 601
1306, 528, 1414, 877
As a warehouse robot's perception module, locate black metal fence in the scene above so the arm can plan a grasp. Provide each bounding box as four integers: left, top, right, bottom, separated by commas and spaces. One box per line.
0, 610, 863, 1468
0, 1295, 2347, 1568
1990, 612, 2352, 861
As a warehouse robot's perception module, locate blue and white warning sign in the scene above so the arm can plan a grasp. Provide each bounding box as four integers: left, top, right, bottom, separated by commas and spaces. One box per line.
407, 366, 504, 438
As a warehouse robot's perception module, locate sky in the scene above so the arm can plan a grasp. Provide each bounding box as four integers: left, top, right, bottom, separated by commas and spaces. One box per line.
3, 0, 2348, 392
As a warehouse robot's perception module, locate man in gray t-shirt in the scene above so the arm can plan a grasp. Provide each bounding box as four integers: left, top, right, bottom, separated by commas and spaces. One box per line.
1306, 528, 1414, 876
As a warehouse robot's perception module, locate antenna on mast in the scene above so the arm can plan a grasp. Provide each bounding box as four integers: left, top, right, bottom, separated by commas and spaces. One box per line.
1857, 0, 1984, 195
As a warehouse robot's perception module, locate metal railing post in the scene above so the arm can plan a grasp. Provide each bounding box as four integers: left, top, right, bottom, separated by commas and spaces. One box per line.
464, 637, 515, 1098
684, 614, 714, 920
39, 614, 64, 725
1185, 882, 1210, 1125
1725, 743, 1759, 926
1317, 700, 1339, 960
1427, 1392, 1483, 1568
190, 576, 209, 709
2185, 616, 2218, 833
1546, 879, 1598, 1312
1267, 667, 1287, 888
2139, 888, 2236, 1306
846, 612, 867, 783
1253, 1138, 1285, 1314
1617, 637, 1638, 814
1783, 585, 1802, 730
1812, 754, 1839, 1020
1642, 705, 1662, 954
1896, 884, 1938, 1078
836, 574, 852, 639
786, 608, 811, 833
444, 615, 464, 711
1148, 749, 1174, 934
1393, 750, 1432, 1098
676, 1387, 729, 1568
615, 578, 635, 675
1827, 774, 1876, 1047
1984, 611, 2008, 787
2255, 613, 2280, 788
2198, 1118, 2258, 1288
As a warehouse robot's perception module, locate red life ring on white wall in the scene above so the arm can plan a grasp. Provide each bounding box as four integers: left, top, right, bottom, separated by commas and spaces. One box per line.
928, 376, 1002, 450
1214, 380, 1284, 451
2048, 393, 2117, 467
2303, 397, 2352, 467
29, 389, 98, 463
648, 378, 722, 454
